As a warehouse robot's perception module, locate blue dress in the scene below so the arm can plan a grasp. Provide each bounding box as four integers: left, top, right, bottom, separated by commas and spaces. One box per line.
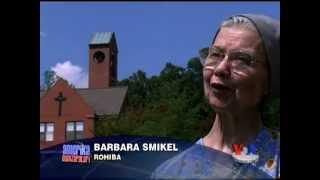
151, 128, 280, 179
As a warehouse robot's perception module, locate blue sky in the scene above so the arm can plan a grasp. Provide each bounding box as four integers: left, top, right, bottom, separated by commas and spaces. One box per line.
40, 2, 280, 88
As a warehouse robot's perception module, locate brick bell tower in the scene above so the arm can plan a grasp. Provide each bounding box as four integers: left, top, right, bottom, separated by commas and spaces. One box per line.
89, 32, 118, 89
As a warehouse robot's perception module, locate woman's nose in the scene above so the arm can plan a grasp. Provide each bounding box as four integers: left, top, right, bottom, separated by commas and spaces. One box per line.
214, 58, 231, 78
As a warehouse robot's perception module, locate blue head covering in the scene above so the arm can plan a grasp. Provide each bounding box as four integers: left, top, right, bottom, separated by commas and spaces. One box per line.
238, 14, 280, 97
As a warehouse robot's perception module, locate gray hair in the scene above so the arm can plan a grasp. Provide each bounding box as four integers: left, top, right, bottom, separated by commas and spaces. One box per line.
222, 15, 270, 91
199, 16, 259, 65
199, 16, 263, 63
221, 16, 257, 32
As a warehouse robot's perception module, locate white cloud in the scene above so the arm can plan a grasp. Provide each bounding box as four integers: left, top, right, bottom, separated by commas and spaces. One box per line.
40, 31, 47, 38
51, 61, 88, 88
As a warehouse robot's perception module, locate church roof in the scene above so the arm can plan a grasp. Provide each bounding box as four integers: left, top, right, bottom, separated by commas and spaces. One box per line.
40, 86, 127, 116
90, 32, 114, 45
76, 87, 127, 115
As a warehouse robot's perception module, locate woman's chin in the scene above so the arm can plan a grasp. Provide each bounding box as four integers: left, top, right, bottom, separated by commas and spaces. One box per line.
209, 95, 233, 111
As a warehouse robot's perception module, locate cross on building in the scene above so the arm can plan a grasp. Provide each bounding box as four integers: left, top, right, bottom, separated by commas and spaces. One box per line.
54, 92, 67, 116
40, 32, 128, 150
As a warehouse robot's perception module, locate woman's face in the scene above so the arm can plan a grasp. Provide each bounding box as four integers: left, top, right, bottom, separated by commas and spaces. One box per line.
203, 27, 268, 112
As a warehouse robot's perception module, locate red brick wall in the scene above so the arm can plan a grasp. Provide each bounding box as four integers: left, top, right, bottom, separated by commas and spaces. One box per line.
40, 80, 95, 149
89, 46, 111, 89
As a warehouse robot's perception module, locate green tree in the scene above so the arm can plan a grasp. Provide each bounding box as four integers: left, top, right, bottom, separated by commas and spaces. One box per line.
263, 97, 280, 130
126, 70, 149, 108
44, 70, 57, 90
94, 47, 279, 141
199, 47, 209, 64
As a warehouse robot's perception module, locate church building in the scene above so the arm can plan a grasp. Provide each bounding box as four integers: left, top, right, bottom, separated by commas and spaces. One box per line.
40, 32, 128, 149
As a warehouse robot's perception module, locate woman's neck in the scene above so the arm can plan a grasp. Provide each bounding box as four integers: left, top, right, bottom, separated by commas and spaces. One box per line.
203, 110, 263, 154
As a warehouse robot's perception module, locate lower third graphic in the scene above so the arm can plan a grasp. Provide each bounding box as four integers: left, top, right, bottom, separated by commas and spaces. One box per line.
62, 144, 91, 163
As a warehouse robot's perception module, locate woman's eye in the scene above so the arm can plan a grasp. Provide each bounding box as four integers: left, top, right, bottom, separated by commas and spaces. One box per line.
238, 57, 251, 64
213, 53, 220, 57
232, 54, 253, 65
210, 52, 223, 58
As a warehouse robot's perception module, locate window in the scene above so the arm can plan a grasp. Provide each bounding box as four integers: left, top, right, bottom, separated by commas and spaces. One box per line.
40, 123, 54, 142
66, 121, 84, 141
40, 123, 45, 141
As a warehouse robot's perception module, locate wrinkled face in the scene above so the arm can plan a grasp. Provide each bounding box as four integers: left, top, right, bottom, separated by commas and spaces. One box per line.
203, 27, 268, 112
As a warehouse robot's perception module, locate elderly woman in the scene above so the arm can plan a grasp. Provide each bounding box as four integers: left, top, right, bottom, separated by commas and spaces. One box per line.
152, 14, 280, 179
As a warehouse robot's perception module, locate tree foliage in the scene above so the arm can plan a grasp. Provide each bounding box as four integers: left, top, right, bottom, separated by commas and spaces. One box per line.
43, 70, 57, 90
97, 52, 280, 141
42, 70, 77, 90
41, 53, 280, 141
